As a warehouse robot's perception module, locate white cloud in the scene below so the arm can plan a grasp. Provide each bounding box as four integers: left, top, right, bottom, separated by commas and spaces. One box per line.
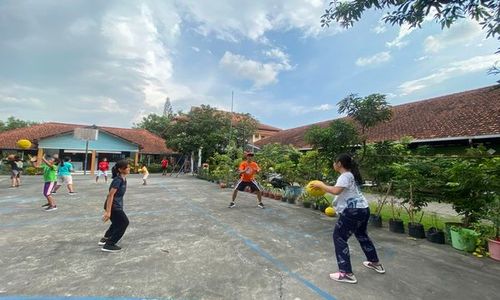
398, 54, 500, 95
386, 24, 415, 48
312, 104, 334, 111
424, 20, 484, 53
179, 0, 340, 42
191, 46, 200, 52
219, 51, 292, 88
356, 51, 391, 66
371, 19, 386, 34
415, 56, 428, 61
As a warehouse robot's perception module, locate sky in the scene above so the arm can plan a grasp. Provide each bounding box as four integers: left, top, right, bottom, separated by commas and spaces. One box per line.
0, 0, 498, 130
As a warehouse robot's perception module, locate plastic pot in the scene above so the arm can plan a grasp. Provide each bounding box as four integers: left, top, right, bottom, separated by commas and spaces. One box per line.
302, 202, 312, 208
444, 222, 463, 245
487, 238, 500, 261
389, 219, 405, 234
369, 214, 383, 228
450, 227, 479, 252
426, 227, 445, 244
408, 222, 426, 239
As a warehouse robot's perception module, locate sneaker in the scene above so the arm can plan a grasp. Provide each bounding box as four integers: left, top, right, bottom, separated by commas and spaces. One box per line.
51, 191, 57, 194
257, 202, 265, 209
329, 272, 357, 284
45, 206, 57, 212
101, 244, 122, 253
228, 202, 235, 208
41, 203, 50, 207
362, 261, 385, 274
69, 192, 77, 195
98, 237, 109, 246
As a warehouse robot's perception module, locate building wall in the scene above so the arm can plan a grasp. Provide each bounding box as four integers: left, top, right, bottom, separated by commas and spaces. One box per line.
39, 132, 138, 152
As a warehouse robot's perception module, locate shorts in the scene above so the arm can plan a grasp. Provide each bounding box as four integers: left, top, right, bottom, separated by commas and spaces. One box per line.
58, 175, 73, 185
11, 170, 20, 179
142, 173, 149, 180
97, 170, 108, 177
43, 182, 56, 197
234, 180, 262, 192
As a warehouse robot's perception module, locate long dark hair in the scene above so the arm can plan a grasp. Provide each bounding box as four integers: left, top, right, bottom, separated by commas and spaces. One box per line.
336, 153, 363, 186
112, 159, 129, 178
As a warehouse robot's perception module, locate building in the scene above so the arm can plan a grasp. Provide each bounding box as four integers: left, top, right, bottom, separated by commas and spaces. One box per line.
255, 85, 500, 152
0, 122, 173, 173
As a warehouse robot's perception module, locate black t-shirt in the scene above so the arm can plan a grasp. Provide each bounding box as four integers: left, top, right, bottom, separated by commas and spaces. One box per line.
106, 176, 127, 210
6, 160, 20, 171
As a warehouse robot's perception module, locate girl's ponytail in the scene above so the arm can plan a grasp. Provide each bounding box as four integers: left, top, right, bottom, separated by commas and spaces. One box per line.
112, 159, 129, 178
335, 153, 363, 186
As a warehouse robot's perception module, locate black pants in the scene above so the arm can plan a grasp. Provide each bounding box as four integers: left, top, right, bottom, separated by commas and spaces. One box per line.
333, 207, 379, 273
104, 210, 129, 245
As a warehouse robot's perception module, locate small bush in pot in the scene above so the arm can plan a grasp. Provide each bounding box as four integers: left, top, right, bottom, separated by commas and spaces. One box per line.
426, 213, 445, 244
388, 198, 405, 233
369, 182, 392, 228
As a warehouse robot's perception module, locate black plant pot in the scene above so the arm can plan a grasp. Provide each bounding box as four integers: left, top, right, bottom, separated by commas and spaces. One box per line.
408, 222, 426, 239
287, 197, 296, 204
389, 219, 405, 234
303, 202, 311, 208
318, 204, 328, 212
369, 214, 383, 227
426, 227, 445, 244
281, 196, 287, 202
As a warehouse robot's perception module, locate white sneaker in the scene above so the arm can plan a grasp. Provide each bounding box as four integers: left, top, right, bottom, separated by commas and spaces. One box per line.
362, 261, 385, 274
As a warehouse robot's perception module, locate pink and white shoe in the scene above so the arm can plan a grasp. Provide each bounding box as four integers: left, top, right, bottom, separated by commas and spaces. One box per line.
329, 272, 357, 284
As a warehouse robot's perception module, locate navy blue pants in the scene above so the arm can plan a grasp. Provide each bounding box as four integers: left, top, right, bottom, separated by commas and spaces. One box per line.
333, 207, 379, 273
104, 210, 129, 245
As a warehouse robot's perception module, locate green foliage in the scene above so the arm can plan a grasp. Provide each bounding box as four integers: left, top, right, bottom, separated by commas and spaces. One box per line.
24, 166, 41, 175
321, 0, 499, 41
359, 140, 410, 185
296, 150, 330, 183
0, 116, 38, 133
445, 154, 499, 226
231, 114, 259, 149
164, 105, 230, 157
133, 114, 171, 138
145, 163, 162, 173
305, 120, 359, 163
254, 143, 302, 182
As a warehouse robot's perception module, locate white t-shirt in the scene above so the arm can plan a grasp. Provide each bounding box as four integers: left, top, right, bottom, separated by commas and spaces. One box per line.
333, 172, 368, 214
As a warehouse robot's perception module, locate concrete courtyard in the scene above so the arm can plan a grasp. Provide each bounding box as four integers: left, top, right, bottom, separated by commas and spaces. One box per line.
0, 174, 499, 300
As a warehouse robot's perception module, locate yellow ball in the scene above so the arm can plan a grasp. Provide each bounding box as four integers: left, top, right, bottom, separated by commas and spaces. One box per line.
306, 180, 325, 197
325, 207, 336, 217
16, 139, 32, 149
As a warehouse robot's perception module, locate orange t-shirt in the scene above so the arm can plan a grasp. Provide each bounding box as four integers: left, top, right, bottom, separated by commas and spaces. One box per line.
239, 161, 260, 182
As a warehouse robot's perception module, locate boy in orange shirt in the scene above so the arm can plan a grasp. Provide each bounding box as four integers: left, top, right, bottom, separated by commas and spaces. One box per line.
229, 152, 264, 209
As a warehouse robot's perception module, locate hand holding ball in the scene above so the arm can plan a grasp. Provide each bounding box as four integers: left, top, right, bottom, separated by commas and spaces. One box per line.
306, 180, 326, 197
16, 139, 32, 149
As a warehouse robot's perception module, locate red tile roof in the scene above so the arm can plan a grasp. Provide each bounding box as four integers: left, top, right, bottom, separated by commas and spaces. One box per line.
256, 85, 500, 149
0, 122, 173, 154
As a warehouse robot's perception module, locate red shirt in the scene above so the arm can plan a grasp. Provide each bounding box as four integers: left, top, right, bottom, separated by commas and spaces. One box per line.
161, 159, 168, 168
98, 161, 109, 171
239, 161, 260, 182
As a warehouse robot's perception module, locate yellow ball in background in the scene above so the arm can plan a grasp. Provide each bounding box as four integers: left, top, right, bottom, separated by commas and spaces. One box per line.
16, 139, 32, 149
325, 206, 336, 217
306, 180, 325, 197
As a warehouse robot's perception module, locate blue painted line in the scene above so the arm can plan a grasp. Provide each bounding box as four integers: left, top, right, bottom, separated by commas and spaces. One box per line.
159, 183, 337, 300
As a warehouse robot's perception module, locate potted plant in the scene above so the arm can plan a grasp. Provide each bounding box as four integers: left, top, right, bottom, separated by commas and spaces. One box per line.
369, 182, 392, 228
426, 213, 445, 244
274, 188, 284, 201
450, 226, 480, 252
388, 198, 405, 233
317, 197, 330, 212
486, 196, 500, 261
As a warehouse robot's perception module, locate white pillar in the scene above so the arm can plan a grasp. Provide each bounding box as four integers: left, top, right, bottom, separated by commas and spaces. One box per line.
197, 147, 202, 169
190, 152, 194, 174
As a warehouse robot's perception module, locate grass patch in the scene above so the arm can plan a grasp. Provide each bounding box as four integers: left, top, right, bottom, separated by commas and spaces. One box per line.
368, 202, 461, 230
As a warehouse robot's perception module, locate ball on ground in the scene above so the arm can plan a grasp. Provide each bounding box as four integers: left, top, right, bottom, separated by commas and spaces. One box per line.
16, 139, 32, 149
325, 206, 336, 217
306, 180, 325, 197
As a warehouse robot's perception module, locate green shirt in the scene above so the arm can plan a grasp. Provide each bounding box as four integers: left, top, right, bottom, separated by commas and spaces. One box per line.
42, 164, 57, 182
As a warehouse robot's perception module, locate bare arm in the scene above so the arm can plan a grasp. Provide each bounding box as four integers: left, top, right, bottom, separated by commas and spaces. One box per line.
102, 188, 117, 222
311, 181, 345, 195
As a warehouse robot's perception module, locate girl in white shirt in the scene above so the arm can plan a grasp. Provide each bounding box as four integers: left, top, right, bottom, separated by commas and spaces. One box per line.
312, 153, 385, 284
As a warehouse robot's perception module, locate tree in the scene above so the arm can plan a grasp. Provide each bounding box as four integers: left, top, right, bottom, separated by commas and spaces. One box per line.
231, 113, 259, 150
163, 98, 174, 118
133, 114, 171, 138
0, 116, 38, 133
305, 119, 360, 164
338, 93, 392, 159
164, 105, 232, 158
321, 0, 500, 40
